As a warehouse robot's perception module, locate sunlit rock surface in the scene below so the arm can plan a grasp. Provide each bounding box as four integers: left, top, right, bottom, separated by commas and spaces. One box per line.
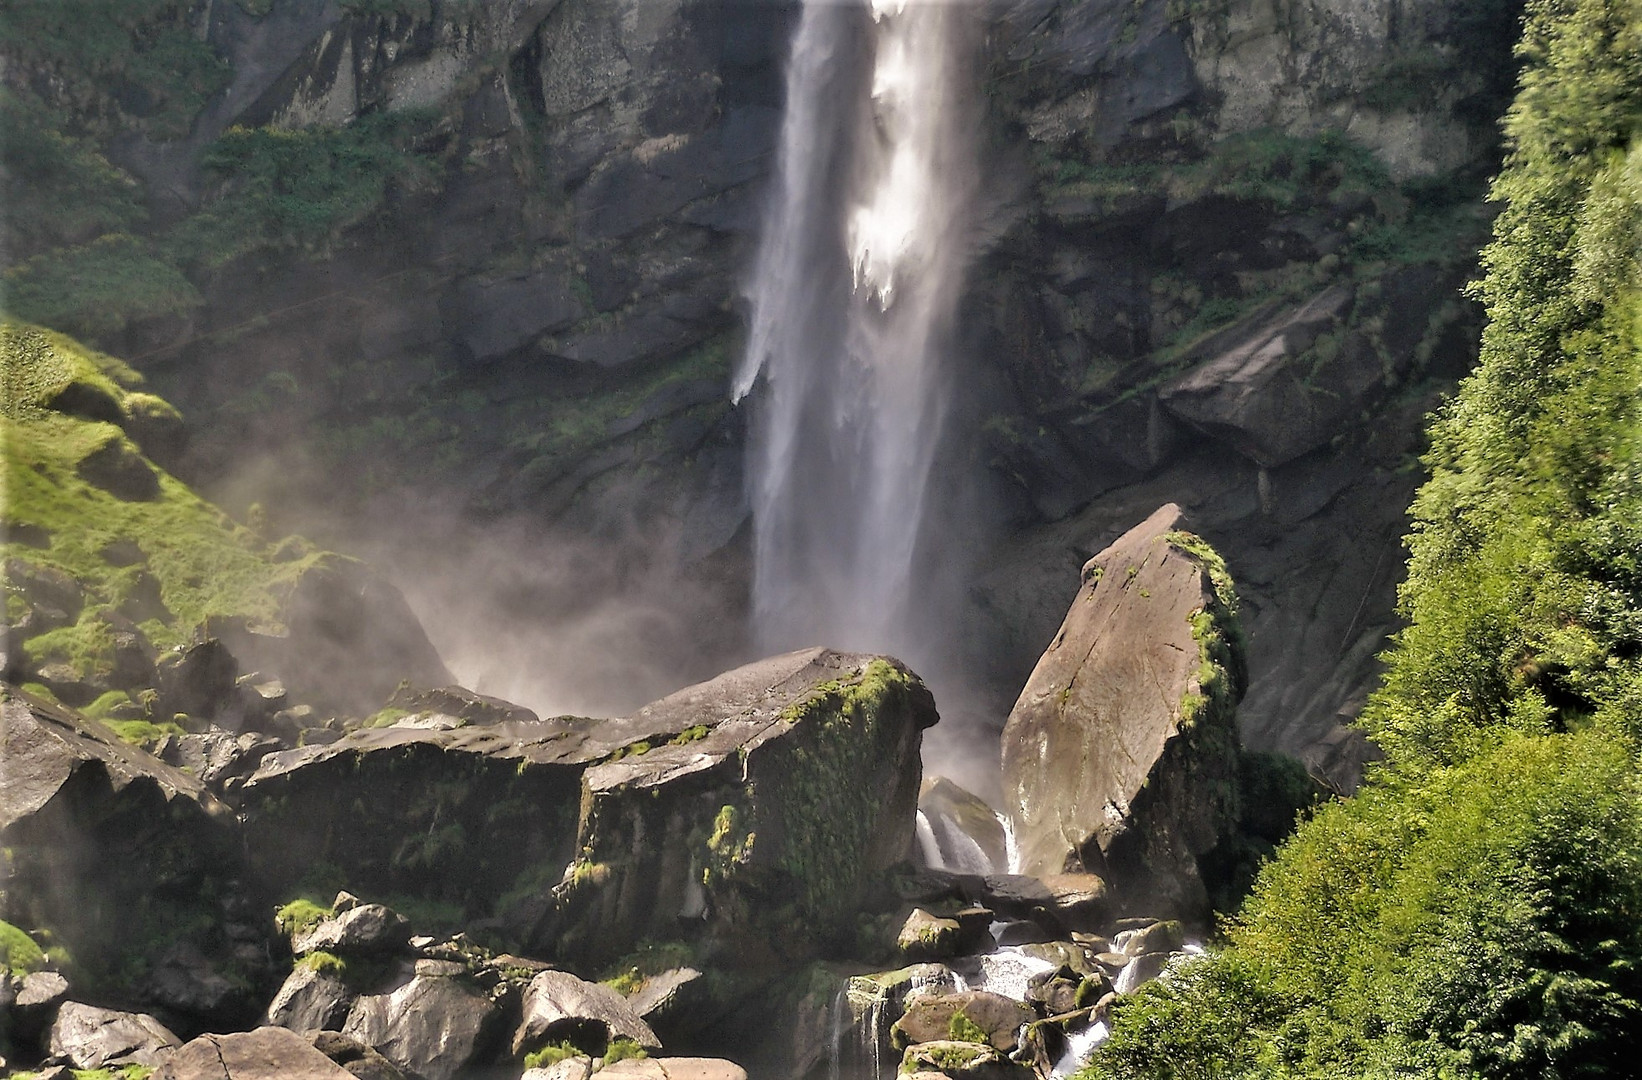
1001, 505, 1244, 916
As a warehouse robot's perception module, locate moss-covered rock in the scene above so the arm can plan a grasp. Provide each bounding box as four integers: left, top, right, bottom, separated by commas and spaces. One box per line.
1, 321, 451, 720
540, 648, 938, 969
1000, 504, 1246, 918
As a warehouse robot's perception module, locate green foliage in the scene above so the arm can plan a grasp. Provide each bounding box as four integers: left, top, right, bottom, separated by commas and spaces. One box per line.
1083, 729, 1642, 1079
172, 112, 443, 267
603, 1039, 648, 1065
602, 967, 644, 996
274, 898, 331, 937
0, 0, 230, 139
297, 950, 347, 977
0, 91, 145, 258
523, 1042, 584, 1069
5, 234, 203, 340
105, 718, 186, 747
0, 919, 47, 976
1082, 4, 1642, 1076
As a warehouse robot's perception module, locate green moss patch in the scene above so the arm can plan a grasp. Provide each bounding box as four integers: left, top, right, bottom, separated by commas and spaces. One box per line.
2, 322, 330, 682
0, 919, 47, 976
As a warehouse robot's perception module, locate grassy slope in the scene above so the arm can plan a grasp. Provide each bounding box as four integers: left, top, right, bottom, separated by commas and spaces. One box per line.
1080, 1, 1642, 1076
1, 321, 326, 693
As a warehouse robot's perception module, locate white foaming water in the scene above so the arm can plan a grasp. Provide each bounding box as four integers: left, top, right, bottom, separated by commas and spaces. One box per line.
735, 0, 981, 664
999, 810, 1022, 874
954, 946, 1057, 1002
1052, 1020, 1111, 1078
913, 810, 943, 869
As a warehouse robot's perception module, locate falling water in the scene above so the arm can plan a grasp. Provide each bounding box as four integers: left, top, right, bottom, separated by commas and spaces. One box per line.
735, 0, 981, 661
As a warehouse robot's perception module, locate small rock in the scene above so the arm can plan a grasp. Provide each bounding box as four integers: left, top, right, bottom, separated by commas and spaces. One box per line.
342, 973, 500, 1080
1113, 952, 1172, 995
898, 908, 965, 961
600, 1059, 749, 1080
523, 1058, 596, 1080
1116, 919, 1185, 957
16, 970, 69, 1008
76, 437, 160, 501
293, 905, 411, 957
995, 919, 1055, 947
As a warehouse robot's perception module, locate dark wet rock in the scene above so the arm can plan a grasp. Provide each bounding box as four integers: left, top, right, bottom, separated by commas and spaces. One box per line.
1001, 505, 1245, 917
890, 991, 1035, 1053
995, 920, 1056, 947
342, 973, 502, 1080
157, 639, 242, 723
158, 1026, 355, 1079
240, 711, 589, 937
445, 268, 584, 362
1, 686, 263, 1027
75, 437, 160, 501
540, 648, 936, 968
4, 560, 85, 628
512, 970, 659, 1056
310, 1031, 407, 1080
47, 1001, 181, 1069
292, 905, 411, 957
265, 965, 355, 1033
917, 777, 1007, 874
142, 940, 255, 1028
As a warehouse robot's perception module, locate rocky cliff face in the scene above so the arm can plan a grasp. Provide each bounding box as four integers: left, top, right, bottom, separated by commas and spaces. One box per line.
1, 0, 1521, 771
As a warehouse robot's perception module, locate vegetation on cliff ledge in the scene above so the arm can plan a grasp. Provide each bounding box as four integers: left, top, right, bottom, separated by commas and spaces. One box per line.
1083, 0, 1642, 1076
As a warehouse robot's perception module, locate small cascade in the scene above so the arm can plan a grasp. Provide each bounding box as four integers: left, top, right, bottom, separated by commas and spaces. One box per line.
914, 810, 944, 870
1052, 1020, 1111, 1078
999, 809, 1022, 874
828, 977, 897, 1080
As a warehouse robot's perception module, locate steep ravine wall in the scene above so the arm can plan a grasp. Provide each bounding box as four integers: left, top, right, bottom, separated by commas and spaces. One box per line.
2, 0, 1521, 780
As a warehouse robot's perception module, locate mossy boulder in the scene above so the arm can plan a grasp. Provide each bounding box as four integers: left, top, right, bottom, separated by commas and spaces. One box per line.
540, 648, 938, 969
1000, 504, 1246, 918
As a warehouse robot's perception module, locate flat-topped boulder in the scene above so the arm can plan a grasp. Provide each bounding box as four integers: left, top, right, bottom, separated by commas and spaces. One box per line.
538, 648, 938, 967
1000, 505, 1246, 917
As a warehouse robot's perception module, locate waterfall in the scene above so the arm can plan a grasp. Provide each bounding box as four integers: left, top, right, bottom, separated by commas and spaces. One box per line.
735, 0, 980, 661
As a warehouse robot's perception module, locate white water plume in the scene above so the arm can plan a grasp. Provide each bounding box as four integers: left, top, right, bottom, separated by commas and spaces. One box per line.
735, 0, 981, 666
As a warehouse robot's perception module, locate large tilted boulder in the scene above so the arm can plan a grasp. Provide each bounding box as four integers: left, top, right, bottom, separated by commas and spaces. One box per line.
1000, 505, 1246, 917
511, 970, 658, 1057
340, 971, 504, 1080
537, 648, 938, 968
0, 685, 268, 1027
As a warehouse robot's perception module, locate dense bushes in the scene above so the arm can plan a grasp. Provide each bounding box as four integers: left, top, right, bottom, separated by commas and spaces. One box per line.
1081, 0, 1642, 1074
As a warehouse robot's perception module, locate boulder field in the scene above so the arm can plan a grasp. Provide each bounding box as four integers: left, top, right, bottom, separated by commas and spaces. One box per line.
0, 501, 1314, 1079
